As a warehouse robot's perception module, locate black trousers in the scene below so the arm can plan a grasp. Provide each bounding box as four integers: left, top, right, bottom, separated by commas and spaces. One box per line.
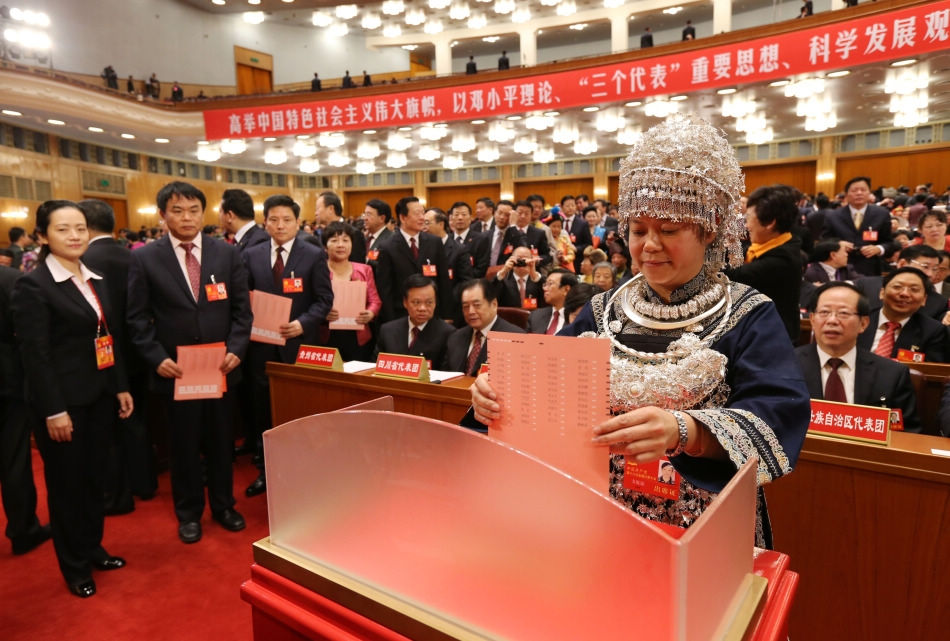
0, 395, 42, 544
103, 371, 156, 508
32, 394, 113, 585
165, 392, 236, 523
247, 343, 283, 467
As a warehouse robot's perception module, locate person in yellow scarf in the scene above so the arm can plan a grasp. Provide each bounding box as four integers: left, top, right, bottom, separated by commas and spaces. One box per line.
725, 184, 803, 342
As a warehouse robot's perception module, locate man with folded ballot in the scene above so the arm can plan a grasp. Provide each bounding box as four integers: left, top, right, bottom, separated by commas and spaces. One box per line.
241, 195, 333, 497
127, 182, 252, 544
376, 274, 454, 367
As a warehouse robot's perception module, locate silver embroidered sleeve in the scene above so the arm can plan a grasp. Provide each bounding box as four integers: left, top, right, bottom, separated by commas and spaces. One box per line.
683, 408, 794, 485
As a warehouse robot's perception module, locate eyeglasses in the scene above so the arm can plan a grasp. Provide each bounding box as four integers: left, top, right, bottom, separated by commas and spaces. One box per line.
813, 309, 859, 320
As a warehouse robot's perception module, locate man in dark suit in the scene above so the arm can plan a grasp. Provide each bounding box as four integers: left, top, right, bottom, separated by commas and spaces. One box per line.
241, 195, 333, 498
315, 191, 365, 263
376, 274, 454, 367
796, 282, 920, 432
528, 270, 577, 334
361, 198, 393, 270
470, 197, 495, 235
466, 55, 477, 74
822, 176, 896, 276
513, 200, 552, 270
342, 70, 355, 88
853, 245, 948, 320
442, 279, 525, 375
219, 189, 268, 253
376, 196, 453, 323
804, 239, 861, 284
640, 27, 653, 48
492, 246, 545, 309
448, 201, 481, 253
127, 181, 252, 544
561, 195, 592, 272
498, 50, 510, 70
80, 199, 156, 511
310, 72, 321, 91
0, 264, 51, 555
856, 266, 948, 363
682, 20, 696, 40
472, 200, 525, 279
424, 208, 475, 289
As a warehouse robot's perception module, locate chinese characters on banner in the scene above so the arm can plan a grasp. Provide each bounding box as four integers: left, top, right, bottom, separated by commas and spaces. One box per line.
203, 3, 950, 141
808, 399, 891, 445
374, 353, 426, 381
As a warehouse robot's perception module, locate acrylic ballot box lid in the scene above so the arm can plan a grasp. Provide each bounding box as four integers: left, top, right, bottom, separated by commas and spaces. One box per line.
261, 397, 761, 641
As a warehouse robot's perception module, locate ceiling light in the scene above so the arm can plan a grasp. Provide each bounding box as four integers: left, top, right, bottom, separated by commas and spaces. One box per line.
603, 0, 625, 7
10, 8, 50, 26
582, 106, 599, 113
319, 132, 347, 148
769, 79, 790, 87
826, 70, 850, 78
198, 140, 209, 145
513, 136, 537, 155
524, 114, 554, 130
212, 0, 225, 5
556, 0, 577, 17
299, 158, 320, 173
423, 20, 444, 34
363, 129, 377, 135
468, 13, 487, 29
450, 2, 471, 20
383, 23, 402, 37
312, 11, 333, 27
443, 154, 464, 169
357, 141, 381, 159
382, 1, 405, 16
512, 6, 531, 23
398, 126, 413, 131
662, 6, 683, 15
263, 137, 276, 142
539, 0, 559, 5
386, 151, 408, 168
121, 133, 136, 139
573, 135, 598, 155
506, 115, 522, 121
594, 109, 625, 132
617, 127, 642, 145
196, 144, 221, 162
1, 109, 22, 116
401, 44, 418, 50
243, 11, 265, 24
356, 160, 376, 174
328, 22, 349, 37
419, 124, 449, 141
644, 99, 679, 118
88, 126, 104, 133
281, 0, 294, 3
493, 0, 515, 15
624, 101, 642, 107
327, 151, 351, 167
532, 146, 555, 163
405, 9, 426, 25
890, 59, 917, 67
477, 145, 500, 163
784, 77, 825, 98
488, 121, 515, 142
552, 122, 578, 144
220, 139, 247, 154
482, 35, 500, 43
386, 132, 412, 151
248, 0, 260, 4
155, 138, 170, 143
450, 132, 476, 153
717, 88, 737, 95
670, 95, 688, 101
335, 5, 358, 20
429, 0, 451, 8
471, 119, 486, 125
418, 145, 441, 161
361, 12, 382, 29
47, 119, 65, 125
569, 23, 588, 31
292, 140, 317, 157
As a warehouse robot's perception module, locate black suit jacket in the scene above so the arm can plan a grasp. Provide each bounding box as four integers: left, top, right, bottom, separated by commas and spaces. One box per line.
822, 205, 895, 275
443, 237, 475, 287
682, 25, 696, 40
566, 216, 593, 271
127, 234, 252, 393
795, 343, 921, 433
640, 33, 653, 47
803, 261, 861, 284
11, 261, 127, 416
237, 224, 269, 253
493, 273, 545, 309
498, 55, 510, 70
376, 231, 453, 322
0, 265, 23, 398
376, 317, 455, 367
243, 239, 334, 363
442, 316, 525, 374
513, 226, 551, 269
857, 309, 948, 363
472, 226, 525, 273
725, 237, 802, 342
527, 306, 565, 334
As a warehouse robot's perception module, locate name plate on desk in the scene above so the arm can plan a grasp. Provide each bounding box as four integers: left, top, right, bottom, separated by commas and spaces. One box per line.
295, 345, 343, 371
808, 399, 891, 445
374, 353, 429, 382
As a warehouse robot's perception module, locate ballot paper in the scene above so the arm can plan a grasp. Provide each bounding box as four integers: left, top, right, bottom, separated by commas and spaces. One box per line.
329, 280, 367, 330
174, 342, 227, 400
250, 290, 292, 345
486, 332, 611, 492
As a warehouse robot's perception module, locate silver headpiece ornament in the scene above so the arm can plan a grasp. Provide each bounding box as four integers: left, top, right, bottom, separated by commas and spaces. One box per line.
617, 113, 745, 270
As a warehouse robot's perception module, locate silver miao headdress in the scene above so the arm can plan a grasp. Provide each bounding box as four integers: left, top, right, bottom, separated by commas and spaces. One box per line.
617, 113, 746, 270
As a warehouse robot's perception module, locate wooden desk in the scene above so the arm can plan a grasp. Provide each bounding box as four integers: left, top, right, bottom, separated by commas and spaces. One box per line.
765, 431, 950, 641
266, 362, 473, 427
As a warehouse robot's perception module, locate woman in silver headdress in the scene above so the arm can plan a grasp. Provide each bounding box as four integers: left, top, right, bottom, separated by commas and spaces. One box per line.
471, 114, 810, 548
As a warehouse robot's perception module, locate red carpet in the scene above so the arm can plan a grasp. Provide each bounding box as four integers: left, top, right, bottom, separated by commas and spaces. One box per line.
0, 448, 269, 641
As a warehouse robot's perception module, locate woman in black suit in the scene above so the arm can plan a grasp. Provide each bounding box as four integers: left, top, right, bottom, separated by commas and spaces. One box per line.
11, 200, 133, 598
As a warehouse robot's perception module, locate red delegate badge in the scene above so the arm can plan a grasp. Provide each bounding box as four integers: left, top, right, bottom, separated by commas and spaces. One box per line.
205, 282, 228, 301
94, 335, 115, 370
283, 277, 303, 294
862, 230, 878, 242
366, 249, 380, 261
522, 297, 538, 310
422, 264, 437, 277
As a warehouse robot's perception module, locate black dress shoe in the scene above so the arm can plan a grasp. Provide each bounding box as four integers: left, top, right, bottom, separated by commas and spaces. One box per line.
213, 509, 246, 532
92, 555, 126, 571
11, 524, 52, 555
69, 579, 96, 598
178, 521, 202, 544
245, 475, 266, 497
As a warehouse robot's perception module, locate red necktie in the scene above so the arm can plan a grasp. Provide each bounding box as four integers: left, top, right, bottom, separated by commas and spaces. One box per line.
408, 326, 420, 352
545, 309, 560, 335
824, 358, 847, 403
180, 242, 200, 301
465, 330, 483, 376
874, 321, 899, 358
272, 245, 284, 290
410, 237, 419, 261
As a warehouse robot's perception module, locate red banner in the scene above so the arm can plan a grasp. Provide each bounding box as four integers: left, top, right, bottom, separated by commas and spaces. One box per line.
204, 2, 950, 140
808, 399, 891, 445
374, 353, 427, 380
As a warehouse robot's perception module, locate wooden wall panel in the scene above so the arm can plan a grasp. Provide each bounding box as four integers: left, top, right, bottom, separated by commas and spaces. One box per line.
608, 175, 619, 207
343, 188, 414, 221
742, 161, 817, 196
513, 178, 594, 209
835, 148, 950, 195
426, 183, 499, 212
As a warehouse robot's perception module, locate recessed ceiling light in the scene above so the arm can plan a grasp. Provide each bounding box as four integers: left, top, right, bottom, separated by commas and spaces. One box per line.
212, 0, 225, 5
248, 0, 261, 4
47, 119, 65, 125
363, 129, 377, 134
826, 70, 850, 78
88, 126, 104, 133
296, 134, 310, 139
625, 101, 641, 107
717, 88, 737, 95
482, 36, 500, 43
670, 95, 688, 101
398, 126, 413, 131
155, 138, 170, 143
263, 137, 276, 141
121, 133, 135, 139
1, 109, 22, 116
544, 111, 559, 117
890, 59, 917, 67
769, 80, 790, 87
197, 140, 209, 145
582, 106, 599, 112
471, 119, 486, 124
506, 115, 522, 120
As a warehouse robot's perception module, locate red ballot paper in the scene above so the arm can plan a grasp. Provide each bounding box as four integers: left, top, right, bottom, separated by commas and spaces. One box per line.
329, 279, 367, 331
174, 342, 226, 401
486, 332, 611, 493
250, 290, 292, 345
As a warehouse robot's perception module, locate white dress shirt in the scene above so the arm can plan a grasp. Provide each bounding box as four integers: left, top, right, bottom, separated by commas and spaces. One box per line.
469, 316, 498, 357
234, 220, 257, 244
271, 238, 295, 268
816, 344, 857, 404
870, 314, 911, 353
169, 234, 202, 301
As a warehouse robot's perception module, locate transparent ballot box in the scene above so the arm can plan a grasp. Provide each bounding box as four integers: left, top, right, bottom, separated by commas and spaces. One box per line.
260, 397, 762, 641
